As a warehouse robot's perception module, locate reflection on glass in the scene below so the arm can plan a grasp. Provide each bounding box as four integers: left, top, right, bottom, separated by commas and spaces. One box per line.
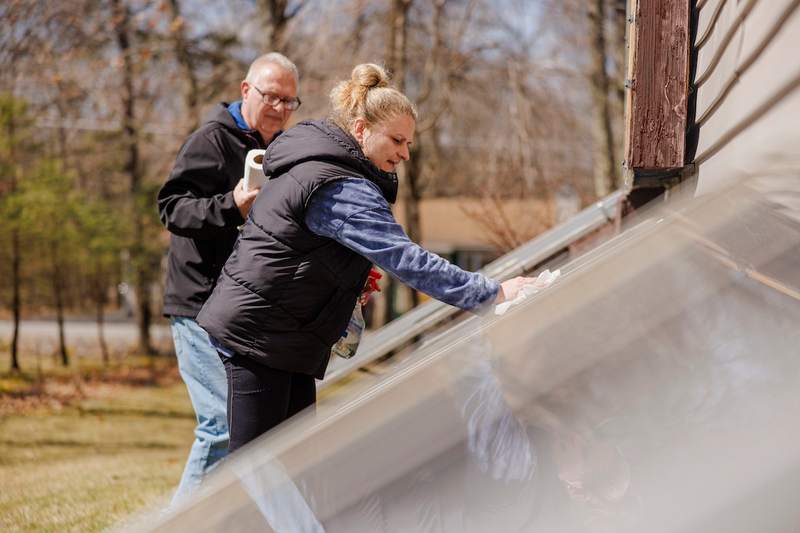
454, 334, 537, 483
231, 453, 323, 532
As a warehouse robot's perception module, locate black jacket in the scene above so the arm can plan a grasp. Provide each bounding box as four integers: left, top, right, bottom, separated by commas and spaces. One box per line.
196, 120, 398, 378
158, 103, 267, 317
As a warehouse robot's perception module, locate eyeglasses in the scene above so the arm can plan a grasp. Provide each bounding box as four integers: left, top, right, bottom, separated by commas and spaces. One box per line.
251, 85, 301, 111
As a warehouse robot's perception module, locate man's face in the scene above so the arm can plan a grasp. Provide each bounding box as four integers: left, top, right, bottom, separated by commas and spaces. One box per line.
240, 64, 298, 142
356, 113, 416, 173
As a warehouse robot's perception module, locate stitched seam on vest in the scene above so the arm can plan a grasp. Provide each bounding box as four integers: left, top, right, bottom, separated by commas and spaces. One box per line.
247, 216, 297, 250
245, 216, 342, 285
245, 174, 341, 284
220, 266, 317, 326
246, 168, 328, 246
221, 266, 272, 303
308, 250, 345, 283
303, 177, 357, 213
275, 168, 355, 283
221, 265, 351, 342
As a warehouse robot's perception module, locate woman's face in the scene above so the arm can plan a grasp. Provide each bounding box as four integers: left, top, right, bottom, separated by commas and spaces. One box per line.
354, 113, 416, 172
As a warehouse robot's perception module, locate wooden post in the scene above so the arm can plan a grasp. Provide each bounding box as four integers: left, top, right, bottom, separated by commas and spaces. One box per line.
625, 0, 691, 172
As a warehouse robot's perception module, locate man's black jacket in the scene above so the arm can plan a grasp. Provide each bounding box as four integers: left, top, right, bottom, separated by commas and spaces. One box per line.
157, 103, 267, 317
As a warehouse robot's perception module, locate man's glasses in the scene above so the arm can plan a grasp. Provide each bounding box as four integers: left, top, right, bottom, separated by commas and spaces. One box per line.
251, 85, 301, 111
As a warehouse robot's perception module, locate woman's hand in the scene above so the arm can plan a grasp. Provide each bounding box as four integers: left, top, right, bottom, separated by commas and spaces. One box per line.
358, 268, 383, 305
495, 276, 534, 304
495, 271, 559, 304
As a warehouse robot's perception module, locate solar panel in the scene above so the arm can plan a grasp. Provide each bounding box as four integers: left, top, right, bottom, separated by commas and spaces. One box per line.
133, 176, 800, 532
322, 190, 627, 389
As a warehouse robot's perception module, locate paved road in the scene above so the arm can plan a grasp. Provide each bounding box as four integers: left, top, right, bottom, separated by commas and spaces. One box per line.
0, 320, 172, 358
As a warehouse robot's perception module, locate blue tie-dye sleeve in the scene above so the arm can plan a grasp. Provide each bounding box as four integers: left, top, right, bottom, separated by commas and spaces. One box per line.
305, 178, 499, 311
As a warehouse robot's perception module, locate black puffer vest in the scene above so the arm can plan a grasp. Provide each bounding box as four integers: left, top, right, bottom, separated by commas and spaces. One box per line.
197, 120, 398, 378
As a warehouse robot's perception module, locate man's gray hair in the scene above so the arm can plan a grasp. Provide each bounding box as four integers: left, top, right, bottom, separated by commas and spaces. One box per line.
245, 52, 299, 85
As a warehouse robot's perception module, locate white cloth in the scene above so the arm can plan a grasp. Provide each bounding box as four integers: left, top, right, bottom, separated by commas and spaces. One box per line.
494, 269, 561, 316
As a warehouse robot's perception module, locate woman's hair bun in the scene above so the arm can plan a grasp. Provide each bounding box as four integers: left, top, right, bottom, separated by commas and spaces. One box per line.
329, 62, 417, 132
351, 63, 390, 90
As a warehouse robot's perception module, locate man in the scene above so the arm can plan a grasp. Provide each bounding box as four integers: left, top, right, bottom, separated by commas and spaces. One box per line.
157, 52, 300, 503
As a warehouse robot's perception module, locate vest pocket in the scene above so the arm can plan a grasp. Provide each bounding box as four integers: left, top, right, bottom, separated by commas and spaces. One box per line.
300, 287, 358, 345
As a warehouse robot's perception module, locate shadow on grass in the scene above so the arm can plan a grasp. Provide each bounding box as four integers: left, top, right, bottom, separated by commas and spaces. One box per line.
1, 356, 182, 389
77, 406, 193, 419
0, 358, 187, 416
0, 438, 177, 451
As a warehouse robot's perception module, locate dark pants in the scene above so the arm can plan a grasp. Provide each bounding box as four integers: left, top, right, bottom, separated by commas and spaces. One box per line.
220, 353, 316, 453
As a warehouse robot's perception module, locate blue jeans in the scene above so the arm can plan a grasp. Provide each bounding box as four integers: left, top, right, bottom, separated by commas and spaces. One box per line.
170, 316, 229, 504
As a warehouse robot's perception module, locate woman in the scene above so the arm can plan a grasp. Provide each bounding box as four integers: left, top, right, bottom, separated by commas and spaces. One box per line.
197, 63, 540, 452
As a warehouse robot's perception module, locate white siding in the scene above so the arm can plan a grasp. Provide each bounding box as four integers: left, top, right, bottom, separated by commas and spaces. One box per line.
692, 0, 800, 194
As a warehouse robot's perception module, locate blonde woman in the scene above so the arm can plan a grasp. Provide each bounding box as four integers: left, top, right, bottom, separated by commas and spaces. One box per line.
197, 63, 538, 451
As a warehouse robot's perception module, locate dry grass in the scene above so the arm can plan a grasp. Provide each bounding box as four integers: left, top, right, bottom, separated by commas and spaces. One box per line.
0, 359, 194, 532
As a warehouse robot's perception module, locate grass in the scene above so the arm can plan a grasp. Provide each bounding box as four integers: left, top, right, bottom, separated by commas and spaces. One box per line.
0, 358, 195, 532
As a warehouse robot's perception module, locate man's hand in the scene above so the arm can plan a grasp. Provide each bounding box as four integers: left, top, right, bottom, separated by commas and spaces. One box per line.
233, 178, 260, 218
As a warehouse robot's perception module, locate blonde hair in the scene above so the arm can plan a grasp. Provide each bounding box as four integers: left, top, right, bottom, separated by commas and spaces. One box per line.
329, 63, 417, 132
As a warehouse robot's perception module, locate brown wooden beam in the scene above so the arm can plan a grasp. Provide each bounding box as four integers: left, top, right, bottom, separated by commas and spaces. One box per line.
625, 0, 691, 172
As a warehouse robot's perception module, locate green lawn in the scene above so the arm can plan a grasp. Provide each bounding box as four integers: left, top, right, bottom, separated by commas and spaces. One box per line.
0, 361, 194, 532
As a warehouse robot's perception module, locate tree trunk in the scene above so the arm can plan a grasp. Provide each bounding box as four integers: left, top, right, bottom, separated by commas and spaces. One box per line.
96, 288, 110, 365
386, 0, 412, 85
136, 261, 153, 354
6, 100, 22, 372
257, 0, 305, 54
10, 228, 21, 372
167, 0, 201, 131
401, 145, 422, 308
588, 0, 618, 197
610, 0, 628, 189
350, 0, 368, 55
50, 246, 69, 366
112, 0, 154, 355
386, 0, 418, 314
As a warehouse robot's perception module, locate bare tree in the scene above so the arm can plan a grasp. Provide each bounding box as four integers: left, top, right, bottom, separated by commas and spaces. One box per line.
460, 196, 555, 253
610, 0, 627, 188
587, 0, 619, 197
0, 0, 41, 372
50, 233, 70, 366
382, 0, 415, 316
167, 0, 202, 131
0, 99, 24, 372
111, 0, 156, 355
386, 0, 412, 87
256, 0, 306, 54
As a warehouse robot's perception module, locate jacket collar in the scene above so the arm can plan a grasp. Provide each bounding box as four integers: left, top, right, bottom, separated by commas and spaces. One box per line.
207, 102, 268, 147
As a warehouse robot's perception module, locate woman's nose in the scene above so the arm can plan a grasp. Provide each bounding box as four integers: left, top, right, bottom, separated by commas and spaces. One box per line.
399, 145, 410, 161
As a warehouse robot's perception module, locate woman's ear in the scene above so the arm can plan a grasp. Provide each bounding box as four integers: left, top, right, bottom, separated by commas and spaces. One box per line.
353, 118, 368, 144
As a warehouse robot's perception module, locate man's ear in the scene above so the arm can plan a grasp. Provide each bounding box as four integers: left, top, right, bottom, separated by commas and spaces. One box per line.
240, 80, 249, 101
353, 118, 368, 143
